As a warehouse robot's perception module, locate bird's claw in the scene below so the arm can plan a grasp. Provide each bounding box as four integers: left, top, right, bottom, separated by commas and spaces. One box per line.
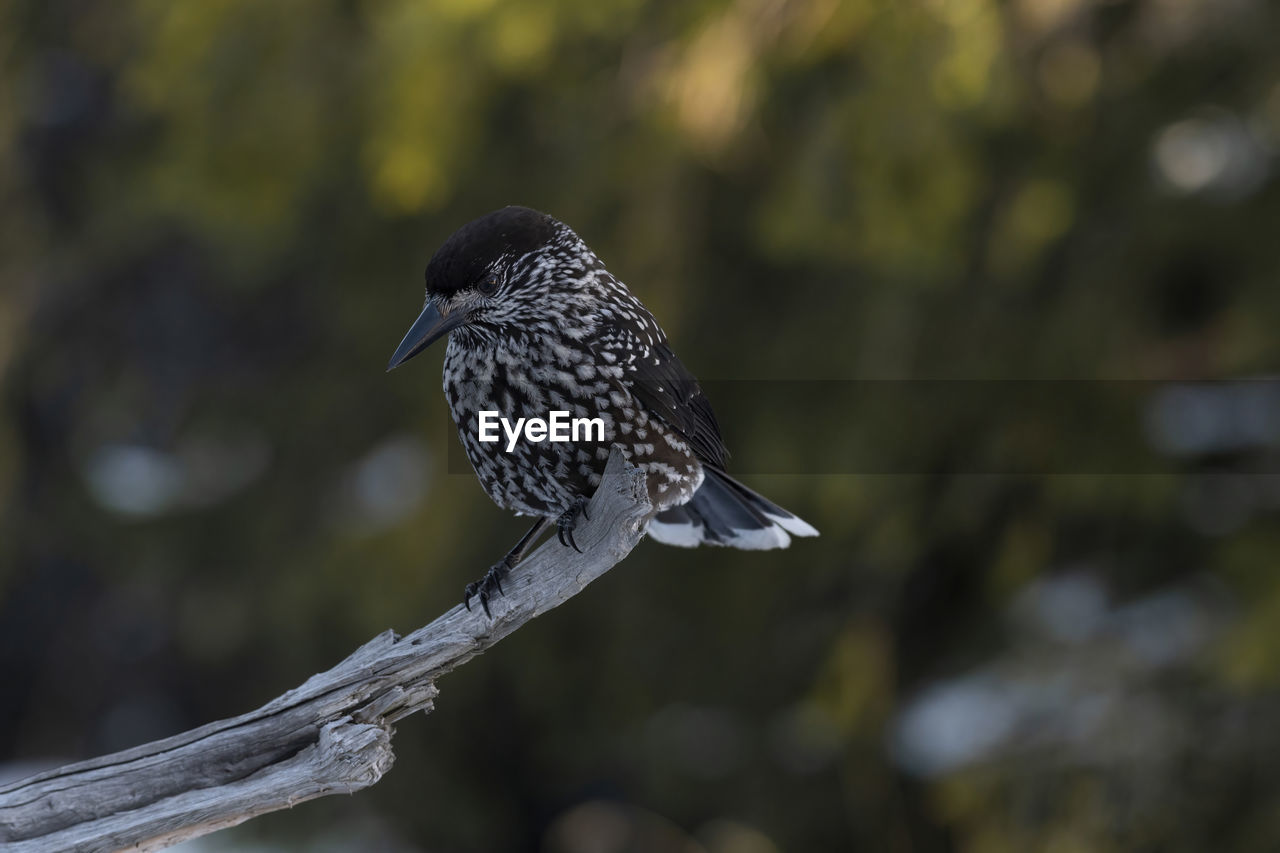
557, 496, 590, 554
463, 560, 511, 617
556, 524, 581, 553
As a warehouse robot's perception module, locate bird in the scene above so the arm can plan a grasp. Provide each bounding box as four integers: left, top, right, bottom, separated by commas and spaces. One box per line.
388, 205, 818, 614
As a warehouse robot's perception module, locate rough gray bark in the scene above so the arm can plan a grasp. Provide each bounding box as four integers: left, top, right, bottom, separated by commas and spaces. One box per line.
0, 448, 651, 853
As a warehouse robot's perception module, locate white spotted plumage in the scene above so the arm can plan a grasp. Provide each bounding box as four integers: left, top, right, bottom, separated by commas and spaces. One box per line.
407, 206, 817, 552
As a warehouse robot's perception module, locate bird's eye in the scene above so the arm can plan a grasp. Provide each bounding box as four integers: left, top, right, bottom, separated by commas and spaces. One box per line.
478, 277, 499, 296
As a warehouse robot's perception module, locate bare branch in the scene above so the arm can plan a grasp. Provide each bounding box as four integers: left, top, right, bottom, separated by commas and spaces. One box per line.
0, 448, 651, 853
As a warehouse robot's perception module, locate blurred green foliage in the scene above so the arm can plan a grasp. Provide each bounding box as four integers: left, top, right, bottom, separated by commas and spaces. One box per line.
2, 0, 1279, 850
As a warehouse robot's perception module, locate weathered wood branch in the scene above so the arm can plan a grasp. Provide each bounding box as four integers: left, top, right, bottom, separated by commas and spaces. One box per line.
0, 448, 651, 853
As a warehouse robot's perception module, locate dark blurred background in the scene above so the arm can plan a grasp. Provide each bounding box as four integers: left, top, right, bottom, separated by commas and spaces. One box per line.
3, 0, 1280, 850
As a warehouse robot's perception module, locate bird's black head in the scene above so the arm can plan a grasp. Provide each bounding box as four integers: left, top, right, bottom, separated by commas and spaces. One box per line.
388, 205, 590, 370
424, 206, 559, 300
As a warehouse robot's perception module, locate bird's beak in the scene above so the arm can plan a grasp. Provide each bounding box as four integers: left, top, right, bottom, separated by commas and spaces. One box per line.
387, 302, 464, 370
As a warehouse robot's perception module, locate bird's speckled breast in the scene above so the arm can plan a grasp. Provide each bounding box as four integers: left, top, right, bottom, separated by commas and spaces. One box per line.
442, 329, 702, 518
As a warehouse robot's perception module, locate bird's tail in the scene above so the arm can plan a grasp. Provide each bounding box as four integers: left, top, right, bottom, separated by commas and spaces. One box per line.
647, 467, 819, 550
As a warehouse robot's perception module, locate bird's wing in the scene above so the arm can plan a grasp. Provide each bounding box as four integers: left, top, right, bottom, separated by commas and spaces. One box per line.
586, 321, 730, 469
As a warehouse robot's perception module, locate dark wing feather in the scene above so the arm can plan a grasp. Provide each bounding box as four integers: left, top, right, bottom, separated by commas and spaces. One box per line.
587, 323, 729, 469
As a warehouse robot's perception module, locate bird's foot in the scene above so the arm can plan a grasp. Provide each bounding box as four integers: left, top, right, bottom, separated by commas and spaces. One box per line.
464, 559, 511, 617
556, 495, 591, 553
